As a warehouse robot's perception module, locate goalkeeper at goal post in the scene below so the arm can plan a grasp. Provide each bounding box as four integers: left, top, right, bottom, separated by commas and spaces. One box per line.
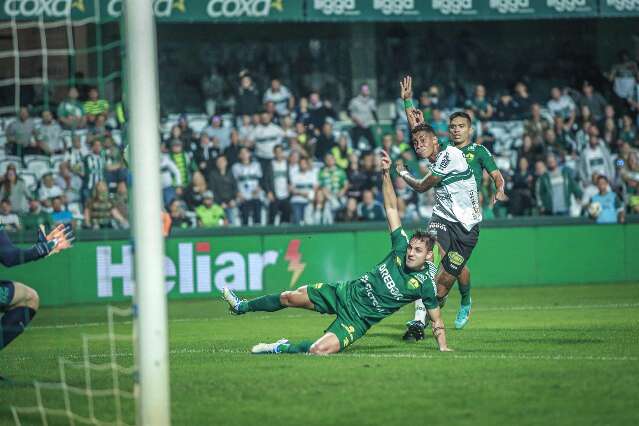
222, 150, 451, 354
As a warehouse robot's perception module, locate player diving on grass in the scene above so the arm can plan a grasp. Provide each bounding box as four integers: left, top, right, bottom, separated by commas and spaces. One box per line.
0, 224, 74, 377
397, 75, 506, 339
222, 150, 452, 354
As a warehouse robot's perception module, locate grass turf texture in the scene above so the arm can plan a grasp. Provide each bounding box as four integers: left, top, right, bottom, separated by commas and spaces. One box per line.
1, 283, 638, 426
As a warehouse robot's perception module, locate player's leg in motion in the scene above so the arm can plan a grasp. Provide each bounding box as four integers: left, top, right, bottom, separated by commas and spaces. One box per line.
455, 266, 472, 329
223, 286, 338, 354
0, 281, 39, 351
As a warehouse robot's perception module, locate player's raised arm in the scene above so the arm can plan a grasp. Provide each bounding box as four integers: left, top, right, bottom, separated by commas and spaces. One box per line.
400, 76, 423, 131
0, 224, 74, 267
381, 150, 401, 233
426, 307, 452, 352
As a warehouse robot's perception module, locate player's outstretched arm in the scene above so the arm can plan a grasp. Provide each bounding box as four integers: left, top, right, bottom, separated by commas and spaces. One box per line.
400, 76, 423, 131
489, 170, 508, 204
427, 307, 452, 352
380, 150, 401, 233
396, 160, 441, 193
0, 224, 73, 267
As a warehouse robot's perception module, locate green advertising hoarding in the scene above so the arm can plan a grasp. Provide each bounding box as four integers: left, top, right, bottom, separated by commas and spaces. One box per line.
600, 0, 639, 16
2, 223, 637, 307
0, 0, 305, 22
307, 0, 599, 21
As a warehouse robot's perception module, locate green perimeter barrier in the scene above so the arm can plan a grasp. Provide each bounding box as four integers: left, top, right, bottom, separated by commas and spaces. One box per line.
4, 220, 638, 307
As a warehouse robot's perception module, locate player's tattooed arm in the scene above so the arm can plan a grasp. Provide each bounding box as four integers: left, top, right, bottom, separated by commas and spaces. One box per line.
380, 151, 401, 233
427, 307, 452, 352
490, 170, 509, 204
395, 160, 441, 193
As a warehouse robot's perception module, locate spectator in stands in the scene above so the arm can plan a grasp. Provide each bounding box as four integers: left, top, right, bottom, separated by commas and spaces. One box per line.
465, 84, 494, 121
588, 175, 624, 224
377, 134, 400, 162
620, 114, 637, 144
183, 171, 207, 211
319, 152, 348, 214
38, 172, 64, 211
0, 164, 30, 214
304, 189, 333, 225
429, 108, 449, 141
579, 81, 607, 122
418, 91, 434, 123
37, 110, 65, 155
251, 111, 284, 179
607, 50, 638, 104
394, 87, 415, 136
196, 191, 226, 228
602, 116, 619, 151
263, 78, 294, 118
203, 115, 232, 151
358, 189, 384, 221
165, 125, 184, 152
578, 134, 615, 185
348, 84, 378, 151
65, 135, 87, 176
0, 199, 20, 231
265, 101, 279, 125
21, 199, 51, 231
112, 182, 128, 222
266, 145, 290, 225
160, 148, 182, 207
176, 114, 197, 152
547, 87, 577, 127
509, 157, 534, 216
308, 91, 336, 134
5, 106, 36, 157
513, 82, 533, 119
335, 197, 360, 223
168, 199, 192, 230
232, 147, 263, 226
331, 133, 352, 170
50, 196, 73, 226
524, 103, 551, 145
315, 122, 336, 161
224, 129, 242, 166
55, 162, 82, 209
289, 156, 317, 225
394, 176, 418, 223
193, 133, 219, 176
621, 151, 639, 214
57, 87, 85, 130
536, 153, 582, 216
209, 154, 238, 223
82, 139, 106, 203
580, 172, 602, 214
494, 92, 518, 121
346, 154, 367, 201
280, 115, 297, 140
169, 139, 193, 192
104, 137, 127, 191
84, 181, 128, 229
201, 65, 224, 116
235, 73, 261, 121
294, 97, 311, 127
88, 114, 109, 145
361, 152, 381, 193
83, 87, 109, 126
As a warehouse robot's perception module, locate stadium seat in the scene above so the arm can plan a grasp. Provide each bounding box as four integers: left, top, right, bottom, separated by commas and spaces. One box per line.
20, 171, 38, 192
189, 117, 208, 134
50, 155, 66, 171
0, 158, 22, 175
25, 157, 52, 178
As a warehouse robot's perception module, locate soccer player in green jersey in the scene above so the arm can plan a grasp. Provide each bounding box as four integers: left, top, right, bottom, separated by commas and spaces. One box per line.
398, 76, 506, 336
222, 150, 452, 354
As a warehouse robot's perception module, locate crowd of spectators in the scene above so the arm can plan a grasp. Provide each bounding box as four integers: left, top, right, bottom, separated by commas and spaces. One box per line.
1, 53, 638, 232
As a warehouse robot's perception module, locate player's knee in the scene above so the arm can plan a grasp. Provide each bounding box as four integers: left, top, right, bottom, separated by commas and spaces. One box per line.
279, 291, 292, 306
26, 287, 40, 311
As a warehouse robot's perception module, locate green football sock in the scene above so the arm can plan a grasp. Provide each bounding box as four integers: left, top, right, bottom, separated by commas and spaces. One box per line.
246, 293, 285, 312
459, 283, 471, 306
280, 340, 313, 354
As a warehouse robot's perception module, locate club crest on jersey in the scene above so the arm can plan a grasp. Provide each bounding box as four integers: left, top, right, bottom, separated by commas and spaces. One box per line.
407, 278, 420, 289
448, 251, 465, 266
465, 152, 475, 162
314, 283, 324, 289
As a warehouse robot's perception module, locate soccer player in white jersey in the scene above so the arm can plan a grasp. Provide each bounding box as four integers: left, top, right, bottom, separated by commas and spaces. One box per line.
396, 78, 483, 340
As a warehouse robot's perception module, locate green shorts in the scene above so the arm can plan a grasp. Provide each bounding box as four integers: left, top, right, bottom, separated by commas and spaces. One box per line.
306, 281, 370, 351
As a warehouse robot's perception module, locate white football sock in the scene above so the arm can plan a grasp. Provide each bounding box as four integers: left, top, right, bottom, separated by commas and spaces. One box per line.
414, 299, 427, 323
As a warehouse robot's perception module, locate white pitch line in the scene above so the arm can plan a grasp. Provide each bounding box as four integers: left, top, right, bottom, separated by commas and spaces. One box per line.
29, 302, 639, 331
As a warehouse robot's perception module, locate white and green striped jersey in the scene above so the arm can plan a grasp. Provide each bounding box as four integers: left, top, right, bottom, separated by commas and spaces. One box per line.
430, 145, 481, 231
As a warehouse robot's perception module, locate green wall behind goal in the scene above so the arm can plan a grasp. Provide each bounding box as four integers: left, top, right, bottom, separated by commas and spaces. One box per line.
5, 223, 638, 307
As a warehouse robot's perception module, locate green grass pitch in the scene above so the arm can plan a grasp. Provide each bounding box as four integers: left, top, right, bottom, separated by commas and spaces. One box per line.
1, 283, 638, 426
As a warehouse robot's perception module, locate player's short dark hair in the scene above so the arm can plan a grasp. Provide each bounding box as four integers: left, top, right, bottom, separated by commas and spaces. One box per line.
410, 123, 435, 137
449, 111, 472, 126
410, 228, 434, 252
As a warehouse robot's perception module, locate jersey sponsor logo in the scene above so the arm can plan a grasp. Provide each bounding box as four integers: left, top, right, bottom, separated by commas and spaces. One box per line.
432, 0, 475, 15
314, 0, 359, 16
373, 0, 418, 16
448, 251, 465, 266
407, 277, 420, 290
4, 0, 84, 18
547, 0, 591, 13
438, 152, 450, 170
378, 263, 403, 300
428, 221, 447, 233
340, 323, 355, 341
313, 283, 324, 289
606, 0, 639, 11
95, 241, 291, 298
489, 0, 533, 14
360, 276, 385, 314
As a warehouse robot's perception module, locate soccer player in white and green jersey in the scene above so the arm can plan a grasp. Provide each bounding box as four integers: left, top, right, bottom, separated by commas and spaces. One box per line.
222, 150, 451, 354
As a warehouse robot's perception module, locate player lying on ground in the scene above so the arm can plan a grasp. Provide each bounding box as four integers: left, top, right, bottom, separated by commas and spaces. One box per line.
0, 224, 74, 377
397, 76, 486, 338
223, 151, 451, 354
